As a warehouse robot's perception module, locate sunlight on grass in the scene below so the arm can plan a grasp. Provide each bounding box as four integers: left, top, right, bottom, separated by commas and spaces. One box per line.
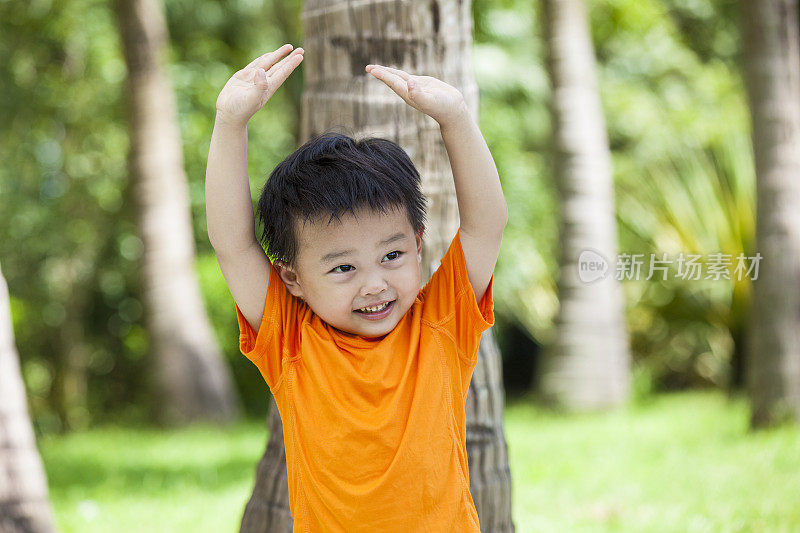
39, 390, 800, 532
504, 390, 800, 532
39, 420, 269, 533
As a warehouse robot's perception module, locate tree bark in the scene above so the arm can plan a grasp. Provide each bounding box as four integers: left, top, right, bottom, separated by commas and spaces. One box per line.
240, 0, 515, 531
0, 262, 57, 533
115, 0, 241, 426
740, 0, 800, 427
539, 0, 631, 410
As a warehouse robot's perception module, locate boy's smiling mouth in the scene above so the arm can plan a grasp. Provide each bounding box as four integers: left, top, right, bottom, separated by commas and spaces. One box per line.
354, 299, 396, 319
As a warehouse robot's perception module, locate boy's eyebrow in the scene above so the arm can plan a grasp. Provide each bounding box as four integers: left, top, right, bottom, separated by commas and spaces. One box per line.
319, 232, 408, 264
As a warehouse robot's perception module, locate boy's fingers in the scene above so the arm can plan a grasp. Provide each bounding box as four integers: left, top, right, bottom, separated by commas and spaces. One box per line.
369, 68, 410, 99
373, 65, 410, 81
266, 50, 304, 85
266, 48, 304, 78
245, 50, 280, 70
245, 44, 294, 71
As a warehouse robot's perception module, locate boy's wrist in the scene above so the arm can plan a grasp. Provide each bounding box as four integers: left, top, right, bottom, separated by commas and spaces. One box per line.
214, 110, 249, 131
437, 100, 471, 133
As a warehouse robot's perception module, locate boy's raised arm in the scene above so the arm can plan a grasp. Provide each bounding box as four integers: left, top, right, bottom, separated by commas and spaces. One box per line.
206, 44, 305, 252
437, 106, 508, 304
438, 106, 508, 239
206, 117, 255, 251
205, 45, 304, 334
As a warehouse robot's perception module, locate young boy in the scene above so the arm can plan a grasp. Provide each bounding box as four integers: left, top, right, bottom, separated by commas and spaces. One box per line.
206, 44, 507, 531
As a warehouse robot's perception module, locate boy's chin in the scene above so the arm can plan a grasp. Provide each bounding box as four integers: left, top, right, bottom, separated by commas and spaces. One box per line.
329, 318, 391, 337
335, 326, 391, 340
352, 322, 394, 338
347, 317, 399, 339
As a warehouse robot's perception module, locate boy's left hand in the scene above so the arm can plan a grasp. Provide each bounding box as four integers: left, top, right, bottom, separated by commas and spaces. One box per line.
365, 64, 468, 129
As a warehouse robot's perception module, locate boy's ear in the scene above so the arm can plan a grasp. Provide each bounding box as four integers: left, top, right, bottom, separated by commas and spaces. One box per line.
274, 260, 306, 300
415, 230, 423, 262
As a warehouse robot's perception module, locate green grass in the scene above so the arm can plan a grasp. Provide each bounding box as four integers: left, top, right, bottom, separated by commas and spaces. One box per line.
39, 421, 268, 532
39, 390, 800, 532
504, 390, 800, 532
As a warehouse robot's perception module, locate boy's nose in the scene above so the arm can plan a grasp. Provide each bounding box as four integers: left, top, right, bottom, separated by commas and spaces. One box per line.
360, 276, 389, 296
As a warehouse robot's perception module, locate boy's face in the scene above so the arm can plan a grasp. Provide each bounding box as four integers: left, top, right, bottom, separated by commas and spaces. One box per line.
276, 205, 423, 340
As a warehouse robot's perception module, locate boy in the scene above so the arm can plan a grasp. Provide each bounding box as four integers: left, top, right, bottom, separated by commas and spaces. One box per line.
206, 44, 507, 531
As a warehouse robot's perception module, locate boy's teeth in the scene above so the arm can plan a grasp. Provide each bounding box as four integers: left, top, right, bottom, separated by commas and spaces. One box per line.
359, 302, 389, 313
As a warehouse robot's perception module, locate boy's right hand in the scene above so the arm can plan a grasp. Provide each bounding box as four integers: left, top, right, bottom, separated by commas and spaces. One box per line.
215, 44, 305, 128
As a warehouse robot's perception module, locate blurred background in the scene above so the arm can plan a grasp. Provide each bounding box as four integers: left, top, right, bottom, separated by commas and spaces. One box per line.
2, 0, 799, 531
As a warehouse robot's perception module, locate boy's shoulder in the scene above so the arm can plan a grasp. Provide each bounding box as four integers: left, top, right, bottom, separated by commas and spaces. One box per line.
419, 230, 494, 335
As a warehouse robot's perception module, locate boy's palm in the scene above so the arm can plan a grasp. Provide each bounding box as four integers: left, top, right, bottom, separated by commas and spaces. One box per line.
216, 45, 304, 126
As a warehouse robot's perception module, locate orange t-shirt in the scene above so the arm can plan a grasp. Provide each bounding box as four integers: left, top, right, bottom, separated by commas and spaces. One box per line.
236, 228, 495, 532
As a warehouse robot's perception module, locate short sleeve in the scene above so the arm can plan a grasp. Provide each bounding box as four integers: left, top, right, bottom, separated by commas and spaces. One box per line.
235, 260, 307, 392
420, 228, 495, 365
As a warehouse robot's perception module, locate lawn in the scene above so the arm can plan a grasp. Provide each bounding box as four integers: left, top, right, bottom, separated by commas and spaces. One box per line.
38, 390, 800, 532
503, 390, 800, 532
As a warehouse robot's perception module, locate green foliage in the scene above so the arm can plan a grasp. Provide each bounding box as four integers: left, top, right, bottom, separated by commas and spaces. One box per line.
0, 0, 305, 429
1, 0, 139, 432
616, 133, 755, 388
475, 0, 753, 389
591, 0, 753, 389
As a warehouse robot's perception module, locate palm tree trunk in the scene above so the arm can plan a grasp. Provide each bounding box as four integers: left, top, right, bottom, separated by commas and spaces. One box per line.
740, 0, 800, 427
0, 262, 57, 533
539, 0, 631, 410
115, 0, 241, 426
240, 0, 515, 531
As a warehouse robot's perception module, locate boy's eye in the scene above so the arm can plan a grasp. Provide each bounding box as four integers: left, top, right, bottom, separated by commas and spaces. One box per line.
329, 251, 404, 274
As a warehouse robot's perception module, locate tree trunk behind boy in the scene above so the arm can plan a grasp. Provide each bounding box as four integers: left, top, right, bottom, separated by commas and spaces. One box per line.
115, 0, 241, 426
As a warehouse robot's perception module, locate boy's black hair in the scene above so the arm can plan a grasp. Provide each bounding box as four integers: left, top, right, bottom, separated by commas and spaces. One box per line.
256, 131, 428, 269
